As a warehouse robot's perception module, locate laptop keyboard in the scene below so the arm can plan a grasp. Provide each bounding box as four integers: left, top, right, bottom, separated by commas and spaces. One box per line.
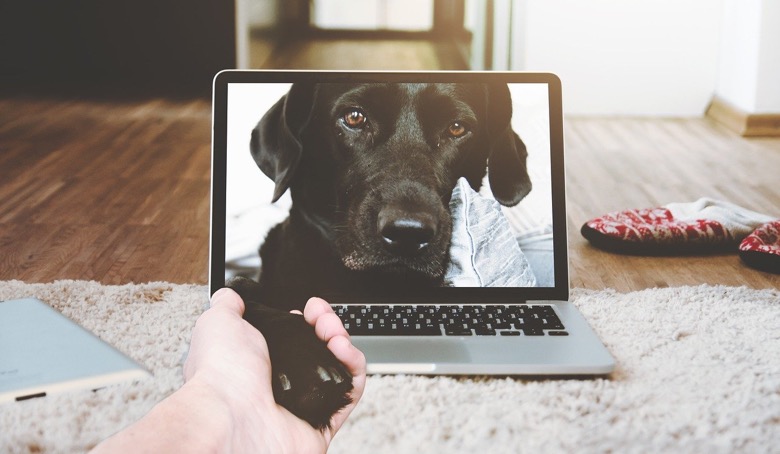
332, 304, 568, 337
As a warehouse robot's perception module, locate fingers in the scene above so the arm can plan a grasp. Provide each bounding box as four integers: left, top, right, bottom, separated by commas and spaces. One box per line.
303, 297, 365, 377
304, 298, 366, 375
327, 335, 367, 379
304, 297, 349, 342
325, 334, 367, 439
303, 297, 367, 439
210, 288, 245, 316
302, 297, 332, 325
186, 289, 254, 380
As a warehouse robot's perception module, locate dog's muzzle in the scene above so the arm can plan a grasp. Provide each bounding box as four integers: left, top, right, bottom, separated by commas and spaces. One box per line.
377, 205, 438, 256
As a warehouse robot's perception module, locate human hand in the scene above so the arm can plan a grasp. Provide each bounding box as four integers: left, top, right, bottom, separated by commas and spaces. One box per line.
183, 288, 366, 453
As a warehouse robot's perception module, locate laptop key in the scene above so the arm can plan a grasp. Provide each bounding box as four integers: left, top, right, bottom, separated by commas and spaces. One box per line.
474, 327, 497, 336
445, 327, 473, 336
544, 321, 565, 330
523, 328, 545, 336
345, 325, 442, 336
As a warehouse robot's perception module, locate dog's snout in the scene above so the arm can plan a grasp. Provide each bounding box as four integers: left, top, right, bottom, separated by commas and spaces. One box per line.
377, 207, 437, 256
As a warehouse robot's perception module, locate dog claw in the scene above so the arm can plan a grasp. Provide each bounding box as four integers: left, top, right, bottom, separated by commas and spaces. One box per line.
278, 373, 292, 391
330, 367, 345, 384
316, 365, 331, 382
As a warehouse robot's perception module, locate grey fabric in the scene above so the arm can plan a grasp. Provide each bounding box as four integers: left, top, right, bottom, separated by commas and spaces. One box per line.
516, 225, 555, 287
445, 178, 537, 287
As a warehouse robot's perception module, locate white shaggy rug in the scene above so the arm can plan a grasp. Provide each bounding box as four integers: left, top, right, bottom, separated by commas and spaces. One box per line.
0, 280, 778, 453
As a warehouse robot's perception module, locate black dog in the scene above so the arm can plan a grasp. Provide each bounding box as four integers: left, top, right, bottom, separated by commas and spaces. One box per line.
229, 82, 531, 428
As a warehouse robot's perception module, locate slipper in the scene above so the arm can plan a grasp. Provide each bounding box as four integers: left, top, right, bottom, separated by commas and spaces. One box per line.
581, 198, 775, 255
739, 221, 780, 274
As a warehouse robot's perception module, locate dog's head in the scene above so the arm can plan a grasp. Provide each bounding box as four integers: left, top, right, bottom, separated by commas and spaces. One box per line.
251, 83, 531, 283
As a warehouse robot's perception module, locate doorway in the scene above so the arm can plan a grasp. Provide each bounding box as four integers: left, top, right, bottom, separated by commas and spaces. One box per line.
311, 0, 434, 32
242, 0, 471, 70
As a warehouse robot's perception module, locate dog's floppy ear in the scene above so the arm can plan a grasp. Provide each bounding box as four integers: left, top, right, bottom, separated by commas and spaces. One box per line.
485, 83, 532, 207
250, 83, 316, 202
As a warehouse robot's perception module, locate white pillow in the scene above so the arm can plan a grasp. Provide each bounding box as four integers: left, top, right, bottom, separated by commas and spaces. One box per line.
445, 178, 537, 287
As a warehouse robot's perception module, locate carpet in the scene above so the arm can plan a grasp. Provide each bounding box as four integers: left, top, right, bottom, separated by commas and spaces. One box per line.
1, 281, 778, 453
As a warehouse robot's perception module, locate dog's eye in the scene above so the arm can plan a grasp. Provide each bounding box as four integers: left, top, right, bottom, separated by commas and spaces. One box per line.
447, 122, 468, 138
343, 109, 367, 129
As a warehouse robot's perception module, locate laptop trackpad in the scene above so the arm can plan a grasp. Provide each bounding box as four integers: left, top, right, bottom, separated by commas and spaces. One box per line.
352, 338, 470, 373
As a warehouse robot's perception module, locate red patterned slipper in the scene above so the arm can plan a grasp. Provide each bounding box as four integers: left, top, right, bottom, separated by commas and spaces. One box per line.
581, 198, 775, 255
739, 221, 780, 273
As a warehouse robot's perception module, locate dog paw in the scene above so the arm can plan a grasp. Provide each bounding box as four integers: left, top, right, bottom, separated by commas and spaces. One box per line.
227, 278, 353, 429
256, 310, 353, 429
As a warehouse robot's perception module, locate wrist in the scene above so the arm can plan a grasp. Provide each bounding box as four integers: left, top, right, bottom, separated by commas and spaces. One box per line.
169, 378, 236, 451
181, 375, 289, 454
92, 378, 235, 454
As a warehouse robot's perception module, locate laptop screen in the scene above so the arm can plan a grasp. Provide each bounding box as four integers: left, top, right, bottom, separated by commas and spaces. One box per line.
210, 72, 567, 304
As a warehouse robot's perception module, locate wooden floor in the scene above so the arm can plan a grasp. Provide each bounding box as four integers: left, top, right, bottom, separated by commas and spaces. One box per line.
1, 39, 778, 291
0, 96, 212, 284
257, 38, 467, 70
565, 117, 780, 290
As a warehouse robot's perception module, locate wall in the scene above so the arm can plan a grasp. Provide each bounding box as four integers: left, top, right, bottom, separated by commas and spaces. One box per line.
513, 0, 724, 116
239, 0, 288, 69
754, 1, 780, 113
0, 0, 236, 96
311, 0, 433, 30
715, 0, 780, 114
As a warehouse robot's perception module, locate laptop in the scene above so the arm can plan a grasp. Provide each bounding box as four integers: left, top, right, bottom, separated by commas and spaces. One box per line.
209, 70, 615, 376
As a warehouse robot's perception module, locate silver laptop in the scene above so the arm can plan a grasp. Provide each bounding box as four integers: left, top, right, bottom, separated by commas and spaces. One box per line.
209, 70, 615, 376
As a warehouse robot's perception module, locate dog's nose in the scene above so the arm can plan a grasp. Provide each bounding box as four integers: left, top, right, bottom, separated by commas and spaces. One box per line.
377, 208, 437, 256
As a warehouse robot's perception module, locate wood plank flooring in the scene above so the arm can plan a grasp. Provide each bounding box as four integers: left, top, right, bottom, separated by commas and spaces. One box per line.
259, 38, 467, 70
565, 117, 780, 290
0, 96, 212, 284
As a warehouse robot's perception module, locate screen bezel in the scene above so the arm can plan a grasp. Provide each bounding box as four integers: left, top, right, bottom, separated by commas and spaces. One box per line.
209, 70, 568, 303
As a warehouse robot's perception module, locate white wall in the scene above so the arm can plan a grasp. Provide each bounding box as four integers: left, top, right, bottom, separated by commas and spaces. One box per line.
312, 0, 433, 31
514, 0, 724, 116
716, 0, 780, 114
235, 0, 779, 116
755, 0, 780, 113
247, 0, 278, 28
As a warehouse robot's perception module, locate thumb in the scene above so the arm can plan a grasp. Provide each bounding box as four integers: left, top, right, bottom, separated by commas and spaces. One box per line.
210, 288, 246, 316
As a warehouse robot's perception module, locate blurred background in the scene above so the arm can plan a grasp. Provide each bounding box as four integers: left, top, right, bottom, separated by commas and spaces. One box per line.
2, 0, 778, 119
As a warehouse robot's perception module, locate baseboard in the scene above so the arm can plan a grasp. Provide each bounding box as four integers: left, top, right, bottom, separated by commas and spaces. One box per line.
706, 96, 780, 137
